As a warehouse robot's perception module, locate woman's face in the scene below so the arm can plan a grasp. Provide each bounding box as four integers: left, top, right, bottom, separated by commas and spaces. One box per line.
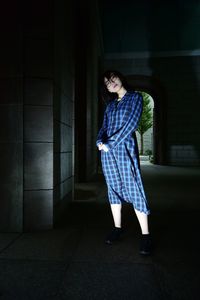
104, 74, 123, 93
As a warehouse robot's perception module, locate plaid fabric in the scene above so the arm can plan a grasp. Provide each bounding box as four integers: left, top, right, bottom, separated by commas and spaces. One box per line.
97, 91, 150, 214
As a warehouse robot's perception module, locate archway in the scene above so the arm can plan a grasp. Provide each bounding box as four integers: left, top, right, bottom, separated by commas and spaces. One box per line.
126, 75, 167, 165
136, 91, 154, 164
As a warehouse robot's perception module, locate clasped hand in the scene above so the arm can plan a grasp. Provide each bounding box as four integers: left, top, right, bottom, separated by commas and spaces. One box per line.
98, 142, 109, 152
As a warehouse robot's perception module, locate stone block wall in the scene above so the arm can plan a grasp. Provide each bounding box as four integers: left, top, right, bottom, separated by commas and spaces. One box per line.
23, 1, 54, 231
53, 0, 75, 222
0, 0, 75, 232
23, 0, 76, 229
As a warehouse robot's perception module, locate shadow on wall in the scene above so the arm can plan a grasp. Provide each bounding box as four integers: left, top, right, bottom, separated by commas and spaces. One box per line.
147, 0, 200, 166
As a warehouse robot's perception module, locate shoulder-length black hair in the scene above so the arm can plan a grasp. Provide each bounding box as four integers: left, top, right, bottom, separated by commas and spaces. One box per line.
99, 70, 134, 104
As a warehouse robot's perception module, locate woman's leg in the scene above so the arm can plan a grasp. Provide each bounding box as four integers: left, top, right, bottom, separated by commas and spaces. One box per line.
105, 204, 122, 244
134, 209, 149, 234
111, 203, 122, 228
134, 209, 152, 255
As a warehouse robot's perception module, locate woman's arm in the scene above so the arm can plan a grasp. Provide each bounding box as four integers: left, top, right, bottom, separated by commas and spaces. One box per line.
104, 93, 143, 150
96, 108, 108, 147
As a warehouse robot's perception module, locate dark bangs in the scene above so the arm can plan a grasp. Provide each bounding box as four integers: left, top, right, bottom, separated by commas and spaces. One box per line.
100, 70, 132, 104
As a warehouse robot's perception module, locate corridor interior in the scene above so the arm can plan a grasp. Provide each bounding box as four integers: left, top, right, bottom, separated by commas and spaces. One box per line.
1, 0, 200, 299
0, 163, 200, 300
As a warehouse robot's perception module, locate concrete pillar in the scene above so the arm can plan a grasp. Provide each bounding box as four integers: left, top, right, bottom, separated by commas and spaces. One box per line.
0, 2, 23, 232
23, 1, 54, 231
0, 0, 103, 231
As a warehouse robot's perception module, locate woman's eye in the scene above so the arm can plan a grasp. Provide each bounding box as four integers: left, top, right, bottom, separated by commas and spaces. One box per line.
105, 76, 116, 88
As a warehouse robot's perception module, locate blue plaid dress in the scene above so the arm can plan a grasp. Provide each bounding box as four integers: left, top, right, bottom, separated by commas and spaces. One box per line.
96, 91, 150, 214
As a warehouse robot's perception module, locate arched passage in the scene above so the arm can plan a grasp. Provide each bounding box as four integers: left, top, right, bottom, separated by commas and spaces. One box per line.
126, 75, 167, 165
135, 91, 154, 159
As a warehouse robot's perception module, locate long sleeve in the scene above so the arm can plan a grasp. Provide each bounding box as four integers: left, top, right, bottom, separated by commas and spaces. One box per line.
104, 93, 143, 150
96, 109, 108, 146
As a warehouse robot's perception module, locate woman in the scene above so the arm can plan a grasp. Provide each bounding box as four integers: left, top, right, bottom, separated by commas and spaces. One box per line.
96, 70, 152, 255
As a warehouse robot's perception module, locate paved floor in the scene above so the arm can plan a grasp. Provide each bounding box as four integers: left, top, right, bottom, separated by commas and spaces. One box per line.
0, 164, 200, 299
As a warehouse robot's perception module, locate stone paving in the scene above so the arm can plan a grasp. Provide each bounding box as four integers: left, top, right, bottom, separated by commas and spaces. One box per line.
0, 164, 200, 299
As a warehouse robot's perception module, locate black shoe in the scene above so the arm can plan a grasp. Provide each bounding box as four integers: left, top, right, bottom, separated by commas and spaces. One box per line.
105, 227, 123, 245
139, 234, 152, 255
